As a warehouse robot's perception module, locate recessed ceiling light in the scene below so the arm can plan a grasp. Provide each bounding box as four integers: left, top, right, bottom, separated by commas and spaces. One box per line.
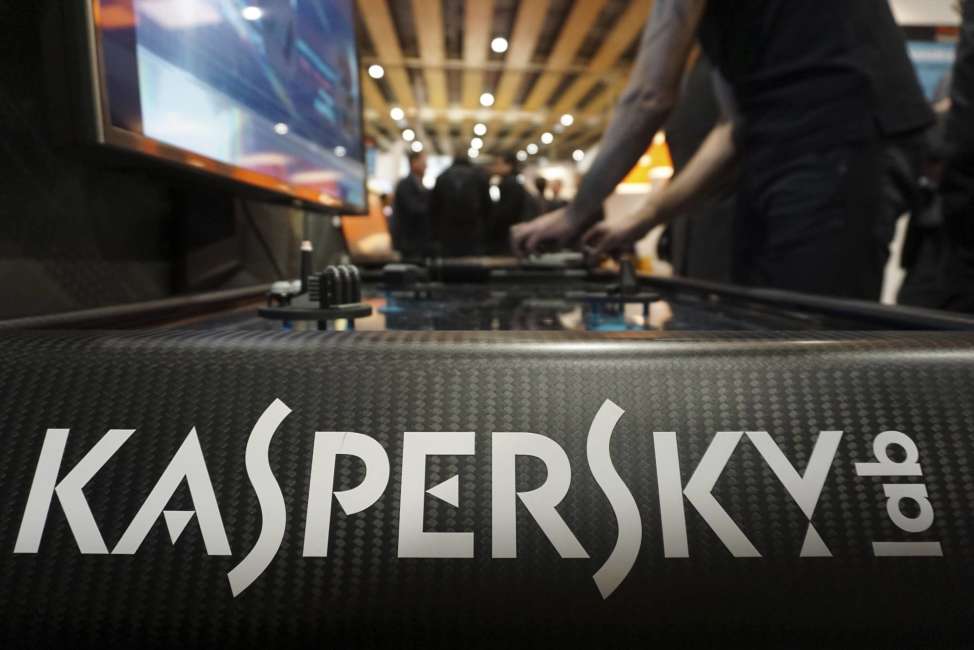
541, 132, 553, 144
516, 150, 528, 162
572, 149, 585, 162
334, 146, 347, 158
560, 113, 574, 127
402, 128, 416, 142
368, 64, 385, 79
471, 137, 484, 149
389, 106, 404, 121
491, 37, 509, 54
411, 141, 424, 153
274, 122, 289, 135
473, 123, 487, 136
241, 6, 263, 21
468, 148, 480, 158
479, 92, 495, 107
526, 143, 539, 155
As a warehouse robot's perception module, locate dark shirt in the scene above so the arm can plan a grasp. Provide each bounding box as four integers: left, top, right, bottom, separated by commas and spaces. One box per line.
698, 0, 874, 157
851, 1, 934, 137
392, 174, 430, 259
943, 0, 974, 253
429, 160, 492, 257
489, 175, 538, 254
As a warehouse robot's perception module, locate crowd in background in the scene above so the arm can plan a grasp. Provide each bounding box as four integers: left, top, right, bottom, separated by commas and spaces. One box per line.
389, 151, 567, 260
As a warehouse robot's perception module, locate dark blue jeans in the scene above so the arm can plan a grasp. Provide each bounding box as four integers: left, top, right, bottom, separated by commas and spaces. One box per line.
734, 141, 885, 300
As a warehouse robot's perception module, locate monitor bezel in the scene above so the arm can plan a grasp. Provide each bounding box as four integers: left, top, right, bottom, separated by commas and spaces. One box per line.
82, 0, 369, 215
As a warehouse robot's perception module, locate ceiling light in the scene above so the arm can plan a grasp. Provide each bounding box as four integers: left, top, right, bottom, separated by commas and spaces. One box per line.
473, 123, 487, 136
516, 150, 528, 162
402, 128, 416, 142
274, 122, 289, 135
560, 113, 574, 127
526, 143, 538, 155
540, 132, 553, 144
241, 6, 263, 21
411, 141, 424, 153
334, 146, 347, 158
389, 106, 404, 121
471, 137, 484, 149
468, 148, 480, 158
479, 92, 495, 107
368, 64, 385, 79
572, 149, 585, 162
491, 37, 509, 54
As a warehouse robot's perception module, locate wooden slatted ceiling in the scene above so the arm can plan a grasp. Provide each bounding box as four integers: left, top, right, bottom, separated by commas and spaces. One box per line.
482, 0, 551, 151
411, 0, 452, 152
494, 0, 610, 152
460, 0, 494, 151
493, 1, 551, 109
357, 0, 416, 109
360, 75, 398, 145
358, 0, 657, 160
522, 0, 609, 112
522, 0, 653, 154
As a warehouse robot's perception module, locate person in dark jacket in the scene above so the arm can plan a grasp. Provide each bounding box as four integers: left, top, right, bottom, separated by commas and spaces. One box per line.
429, 154, 492, 257
846, 1, 935, 281
488, 152, 538, 255
391, 151, 430, 260
938, 0, 974, 312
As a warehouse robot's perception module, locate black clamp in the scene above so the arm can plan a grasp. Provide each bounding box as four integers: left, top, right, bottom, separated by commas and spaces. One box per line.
259, 264, 372, 329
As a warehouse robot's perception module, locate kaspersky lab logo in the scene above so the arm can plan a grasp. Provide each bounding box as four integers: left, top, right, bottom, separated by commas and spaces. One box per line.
13, 399, 941, 599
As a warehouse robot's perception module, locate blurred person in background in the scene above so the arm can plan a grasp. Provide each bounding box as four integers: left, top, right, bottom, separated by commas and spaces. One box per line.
489, 152, 538, 255
533, 176, 550, 215
513, 0, 932, 302
854, 1, 937, 277
897, 81, 954, 308
429, 153, 492, 257
391, 151, 430, 261
548, 178, 568, 211
937, 0, 974, 312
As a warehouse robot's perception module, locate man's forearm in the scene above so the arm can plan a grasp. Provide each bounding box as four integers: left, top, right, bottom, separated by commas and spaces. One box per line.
567, 0, 707, 227
568, 89, 676, 226
641, 120, 737, 227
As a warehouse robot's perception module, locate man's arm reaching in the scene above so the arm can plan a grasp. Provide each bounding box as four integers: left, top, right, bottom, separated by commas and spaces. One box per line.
511, 0, 707, 255
581, 117, 737, 255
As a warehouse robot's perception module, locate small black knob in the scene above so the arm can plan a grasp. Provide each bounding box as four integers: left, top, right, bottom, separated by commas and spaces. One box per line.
336, 266, 353, 304
310, 265, 363, 307
345, 265, 362, 302
311, 267, 342, 307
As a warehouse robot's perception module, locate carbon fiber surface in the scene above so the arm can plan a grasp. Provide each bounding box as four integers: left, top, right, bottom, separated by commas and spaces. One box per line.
1, 330, 973, 648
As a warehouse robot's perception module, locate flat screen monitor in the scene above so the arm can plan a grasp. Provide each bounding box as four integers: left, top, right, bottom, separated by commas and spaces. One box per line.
87, 0, 367, 213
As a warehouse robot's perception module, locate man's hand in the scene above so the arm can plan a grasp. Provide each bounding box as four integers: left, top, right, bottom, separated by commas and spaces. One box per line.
581, 207, 659, 258
510, 208, 579, 256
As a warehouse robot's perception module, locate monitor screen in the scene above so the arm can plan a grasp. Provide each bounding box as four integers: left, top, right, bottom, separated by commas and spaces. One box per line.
90, 0, 367, 212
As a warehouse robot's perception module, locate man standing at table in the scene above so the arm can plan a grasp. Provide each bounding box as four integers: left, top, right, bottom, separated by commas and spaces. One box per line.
391, 151, 430, 261
512, 0, 931, 301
